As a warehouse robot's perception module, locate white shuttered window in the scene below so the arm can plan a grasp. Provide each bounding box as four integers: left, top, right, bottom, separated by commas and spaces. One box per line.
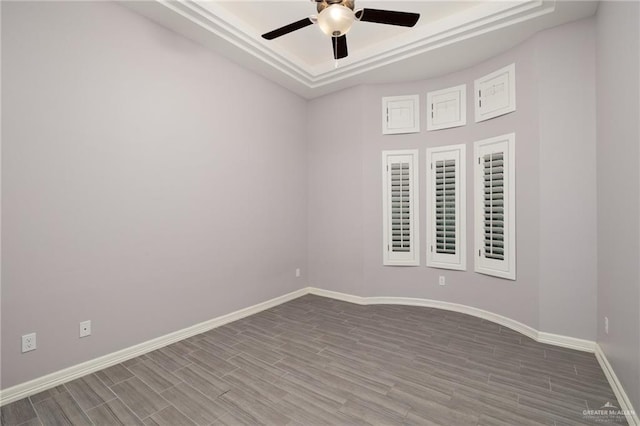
382, 150, 420, 266
474, 134, 516, 280
426, 145, 466, 270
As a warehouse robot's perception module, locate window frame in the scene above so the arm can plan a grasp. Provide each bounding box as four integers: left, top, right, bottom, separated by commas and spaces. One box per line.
381, 95, 420, 135
474, 133, 516, 280
382, 149, 420, 266
426, 144, 467, 271
426, 85, 467, 131
474, 63, 516, 123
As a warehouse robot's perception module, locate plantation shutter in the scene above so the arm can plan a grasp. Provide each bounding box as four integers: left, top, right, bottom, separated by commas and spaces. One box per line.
483, 152, 505, 260
382, 150, 420, 266
435, 159, 456, 253
426, 145, 466, 270
474, 134, 516, 280
391, 162, 412, 253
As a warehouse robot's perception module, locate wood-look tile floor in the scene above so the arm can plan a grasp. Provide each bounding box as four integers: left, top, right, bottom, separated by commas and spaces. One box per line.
1, 295, 626, 425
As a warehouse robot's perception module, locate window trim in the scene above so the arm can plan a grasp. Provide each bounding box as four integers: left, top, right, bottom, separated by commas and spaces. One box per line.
382, 149, 420, 266
426, 144, 467, 270
381, 95, 420, 135
474, 133, 516, 280
426, 85, 467, 131
474, 63, 516, 123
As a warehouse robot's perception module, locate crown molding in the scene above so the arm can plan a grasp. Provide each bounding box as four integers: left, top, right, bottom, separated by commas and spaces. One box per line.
122, 0, 601, 98
133, 0, 555, 90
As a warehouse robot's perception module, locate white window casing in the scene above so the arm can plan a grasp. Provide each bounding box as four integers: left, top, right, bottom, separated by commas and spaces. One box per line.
382, 95, 420, 135
426, 144, 466, 270
382, 150, 420, 266
474, 133, 516, 280
426, 85, 467, 131
474, 63, 516, 123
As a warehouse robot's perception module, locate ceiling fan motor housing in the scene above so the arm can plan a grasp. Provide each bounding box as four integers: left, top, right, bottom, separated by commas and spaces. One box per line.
316, 0, 356, 37
315, 0, 355, 13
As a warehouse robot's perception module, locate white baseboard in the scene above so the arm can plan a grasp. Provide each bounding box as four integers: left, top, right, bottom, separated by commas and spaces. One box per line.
2, 284, 636, 425
595, 344, 639, 426
307, 287, 367, 306
0, 288, 307, 406
368, 295, 540, 342
308, 287, 584, 350
537, 332, 596, 352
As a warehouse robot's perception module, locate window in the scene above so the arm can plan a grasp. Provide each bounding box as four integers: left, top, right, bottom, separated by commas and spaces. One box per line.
426, 144, 466, 270
474, 63, 516, 122
426, 85, 466, 131
382, 150, 420, 265
382, 95, 420, 134
474, 133, 516, 280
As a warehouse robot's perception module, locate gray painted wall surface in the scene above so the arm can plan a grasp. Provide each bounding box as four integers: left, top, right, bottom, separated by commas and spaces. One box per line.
596, 0, 640, 413
307, 86, 365, 297
536, 20, 597, 340
307, 19, 599, 340
1, 1, 307, 388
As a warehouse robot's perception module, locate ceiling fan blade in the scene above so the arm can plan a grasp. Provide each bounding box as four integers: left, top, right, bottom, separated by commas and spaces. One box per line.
332, 35, 348, 60
262, 17, 315, 40
355, 9, 420, 27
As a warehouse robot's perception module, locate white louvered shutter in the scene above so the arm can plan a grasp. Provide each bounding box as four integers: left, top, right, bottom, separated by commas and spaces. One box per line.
382, 150, 420, 266
483, 152, 505, 260
474, 134, 516, 280
426, 145, 466, 270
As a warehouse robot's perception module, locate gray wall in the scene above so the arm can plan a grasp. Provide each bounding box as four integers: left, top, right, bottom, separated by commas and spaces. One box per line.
1, 1, 307, 388
596, 0, 640, 412
536, 20, 597, 340
307, 18, 599, 340
307, 86, 366, 297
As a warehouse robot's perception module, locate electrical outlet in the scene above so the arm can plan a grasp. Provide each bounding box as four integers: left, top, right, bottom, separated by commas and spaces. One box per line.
439, 276, 446, 286
604, 316, 609, 334
80, 320, 91, 338
22, 333, 37, 353
295, 268, 301, 278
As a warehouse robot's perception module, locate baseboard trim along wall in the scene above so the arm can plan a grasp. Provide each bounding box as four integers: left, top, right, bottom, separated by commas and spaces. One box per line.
307, 287, 596, 351
0, 288, 308, 406
1, 285, 637, 425
594, 344, 640, 426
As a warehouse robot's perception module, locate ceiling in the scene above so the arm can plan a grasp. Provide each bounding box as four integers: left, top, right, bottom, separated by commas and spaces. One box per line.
123, 0, 598, 99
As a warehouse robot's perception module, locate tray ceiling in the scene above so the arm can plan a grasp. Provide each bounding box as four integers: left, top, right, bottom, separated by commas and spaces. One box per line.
123, 0, 598, 98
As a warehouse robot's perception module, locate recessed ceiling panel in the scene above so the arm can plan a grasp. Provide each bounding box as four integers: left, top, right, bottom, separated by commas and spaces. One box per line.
212, 1, 480, 66
123, 1, 599, 98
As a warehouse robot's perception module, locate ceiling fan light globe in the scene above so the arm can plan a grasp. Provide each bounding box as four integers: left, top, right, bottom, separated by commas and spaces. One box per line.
317, 4, 355, 37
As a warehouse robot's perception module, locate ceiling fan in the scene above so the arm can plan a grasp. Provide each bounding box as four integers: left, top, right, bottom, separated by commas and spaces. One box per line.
261, 0, 420, 60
